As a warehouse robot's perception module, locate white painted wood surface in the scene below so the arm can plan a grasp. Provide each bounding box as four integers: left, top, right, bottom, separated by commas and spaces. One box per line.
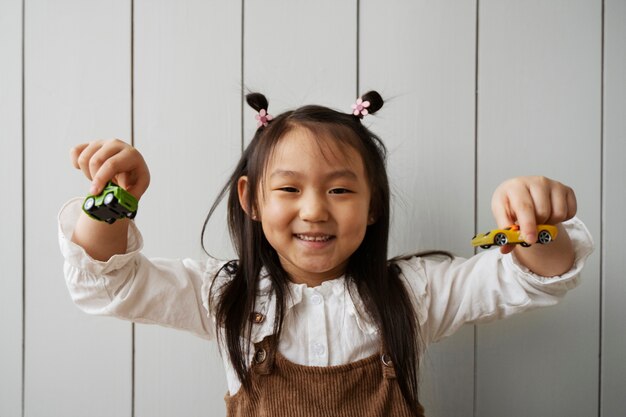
24, 1, 133, 416
244, 0, 357, 138
0, 1, 23, 416
133, 1, 241, 416
2, 0, 620, 415
360, 2, 477, 415
603, 0, 626, 415
476, 1, 601, 416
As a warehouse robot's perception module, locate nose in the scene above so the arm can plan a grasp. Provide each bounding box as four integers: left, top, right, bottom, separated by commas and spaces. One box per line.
299, 191, 328, 222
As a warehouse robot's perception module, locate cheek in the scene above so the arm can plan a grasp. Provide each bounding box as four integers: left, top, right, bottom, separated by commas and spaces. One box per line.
261, 199, 289, 223
259, 200, 294, 241
340, 205, 370, 238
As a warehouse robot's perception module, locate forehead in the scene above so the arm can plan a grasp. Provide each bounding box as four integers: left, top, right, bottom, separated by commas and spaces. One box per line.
267, 126, 365, 174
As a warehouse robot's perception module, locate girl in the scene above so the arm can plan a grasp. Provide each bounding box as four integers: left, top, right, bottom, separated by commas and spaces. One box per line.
60, 91, 593, 416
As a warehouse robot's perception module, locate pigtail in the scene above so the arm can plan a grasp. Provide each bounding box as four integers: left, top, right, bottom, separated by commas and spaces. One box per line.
361, 90, 384, 114
246, 92, 273, 128
351, 90, 384, 119
246, 92, 269, 112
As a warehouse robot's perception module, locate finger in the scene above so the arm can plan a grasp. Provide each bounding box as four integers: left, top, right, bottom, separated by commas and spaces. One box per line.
508, 188, 537, 244
549, 186, 569, 224
88, 141, 126, 185
125, 149, 150, 195
70, 143, 89, 169
491, 191, 514, 229
122, 165, 151, 199
566, 187, 577, 220
528, 181, 552, 224
76, 141, 105, 181
91, 147, 138, 195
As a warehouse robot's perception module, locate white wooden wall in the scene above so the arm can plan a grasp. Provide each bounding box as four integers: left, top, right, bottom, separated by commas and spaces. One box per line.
1, 1, 622, 416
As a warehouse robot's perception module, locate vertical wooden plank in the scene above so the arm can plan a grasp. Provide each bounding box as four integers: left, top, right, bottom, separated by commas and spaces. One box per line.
244, 0, 356, 137
602, 0, 626, 415
476, 1, 601, 416
25, 1, 132, 416
133, 1, 241, 415
0, 0, 23, 415
360, 1, 476, 415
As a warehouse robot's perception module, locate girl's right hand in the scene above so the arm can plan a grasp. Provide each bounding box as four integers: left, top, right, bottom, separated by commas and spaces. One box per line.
70, 139, 150, 200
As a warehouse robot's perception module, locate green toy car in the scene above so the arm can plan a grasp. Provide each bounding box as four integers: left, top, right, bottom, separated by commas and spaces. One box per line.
82, 181, 138, 224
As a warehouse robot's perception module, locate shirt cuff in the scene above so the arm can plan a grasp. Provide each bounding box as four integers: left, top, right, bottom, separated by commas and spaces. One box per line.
505, 216, 594, 286
58, 197, 144, 275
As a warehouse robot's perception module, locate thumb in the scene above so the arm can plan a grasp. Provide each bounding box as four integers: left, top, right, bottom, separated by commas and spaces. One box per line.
499, 244, 515, 255
115, 170, 149, 201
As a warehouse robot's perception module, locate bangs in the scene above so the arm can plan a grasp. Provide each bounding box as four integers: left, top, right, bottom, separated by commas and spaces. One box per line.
252, 117, 370, 204
267, 122, 364, 175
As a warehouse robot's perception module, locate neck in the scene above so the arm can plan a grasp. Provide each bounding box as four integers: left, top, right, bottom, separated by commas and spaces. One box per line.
287, 273, 343, 287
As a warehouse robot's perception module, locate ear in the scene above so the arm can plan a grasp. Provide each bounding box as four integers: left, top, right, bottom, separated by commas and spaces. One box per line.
237, 176, 258, 220
367, 211, 376, 225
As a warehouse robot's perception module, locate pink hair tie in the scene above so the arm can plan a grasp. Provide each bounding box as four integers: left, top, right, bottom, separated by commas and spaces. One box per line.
351, 97, 370, 118
255, 109, 273, 127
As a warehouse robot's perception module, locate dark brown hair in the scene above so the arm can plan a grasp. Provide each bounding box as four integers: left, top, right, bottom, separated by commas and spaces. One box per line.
203, 91, 425, 414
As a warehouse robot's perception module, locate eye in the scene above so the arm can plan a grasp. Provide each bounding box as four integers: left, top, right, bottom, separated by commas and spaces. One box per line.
329, 188, 353, 195
278, 187, 299, 193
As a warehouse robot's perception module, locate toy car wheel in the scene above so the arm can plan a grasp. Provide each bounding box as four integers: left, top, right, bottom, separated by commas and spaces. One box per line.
494, 233, 508, 246
104, 192, 116, 206
127, 211, 137, 219
105, 218, 116, 225
480, 245, 492, 249
83, 197, 95, 211
538, 230, 552, 244
520, 242, 531, 248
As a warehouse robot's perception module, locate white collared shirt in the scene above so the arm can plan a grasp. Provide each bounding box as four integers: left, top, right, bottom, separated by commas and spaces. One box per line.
58, 198, 594, 395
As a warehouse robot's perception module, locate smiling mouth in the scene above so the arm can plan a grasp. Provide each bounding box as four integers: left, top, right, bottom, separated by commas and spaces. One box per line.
295, 234, 334, 242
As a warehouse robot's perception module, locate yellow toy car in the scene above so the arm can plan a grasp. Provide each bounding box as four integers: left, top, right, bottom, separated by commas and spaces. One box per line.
471, 224, 558, 249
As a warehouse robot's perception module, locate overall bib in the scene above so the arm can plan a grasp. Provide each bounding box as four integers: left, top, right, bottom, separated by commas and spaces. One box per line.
225, 334, 425, 417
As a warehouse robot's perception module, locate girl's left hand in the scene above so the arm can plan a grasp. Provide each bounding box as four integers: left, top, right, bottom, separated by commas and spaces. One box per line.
491, 176, 577, 254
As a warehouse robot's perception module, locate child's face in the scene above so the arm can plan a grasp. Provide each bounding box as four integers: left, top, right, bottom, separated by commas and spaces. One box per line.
242, 127, 372, 286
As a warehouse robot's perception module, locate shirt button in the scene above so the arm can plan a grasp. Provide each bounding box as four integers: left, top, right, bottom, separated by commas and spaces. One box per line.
312, 342, 326, 357
311, 293, 323, 305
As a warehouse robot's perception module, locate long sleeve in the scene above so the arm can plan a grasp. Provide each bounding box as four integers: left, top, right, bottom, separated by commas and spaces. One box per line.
398, 216, 594, 345
58, 197, 225, 340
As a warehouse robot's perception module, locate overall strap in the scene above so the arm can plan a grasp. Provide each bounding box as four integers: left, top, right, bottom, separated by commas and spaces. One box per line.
251, 334, 278, 376
379, 337, 397, 379
251, 334, 397, 379
381, 352, 397, 379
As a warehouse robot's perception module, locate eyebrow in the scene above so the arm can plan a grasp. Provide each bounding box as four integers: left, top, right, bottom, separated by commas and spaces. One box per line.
270, 169, 358, 181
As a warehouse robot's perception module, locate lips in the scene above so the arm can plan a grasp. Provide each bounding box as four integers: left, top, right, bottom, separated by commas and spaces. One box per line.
295, 233, 334, 242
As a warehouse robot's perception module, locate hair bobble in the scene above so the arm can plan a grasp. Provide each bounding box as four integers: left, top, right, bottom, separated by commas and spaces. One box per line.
255, 109, 273, 128
246, 92, 273, 129
352, 98, 371, 118
351, 91, 384, 119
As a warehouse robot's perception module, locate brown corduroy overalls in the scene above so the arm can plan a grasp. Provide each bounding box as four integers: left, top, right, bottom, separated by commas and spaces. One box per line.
225, 334, 425, 417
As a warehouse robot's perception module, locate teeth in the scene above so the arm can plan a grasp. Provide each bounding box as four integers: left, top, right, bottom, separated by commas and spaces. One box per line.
296, 234, 331, 242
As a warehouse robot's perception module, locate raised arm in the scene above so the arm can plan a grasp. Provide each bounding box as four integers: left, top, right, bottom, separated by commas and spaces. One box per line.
69, 139, 150, 261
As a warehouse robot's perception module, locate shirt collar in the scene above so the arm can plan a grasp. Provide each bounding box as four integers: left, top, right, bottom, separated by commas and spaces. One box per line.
250, 272, 378, 343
